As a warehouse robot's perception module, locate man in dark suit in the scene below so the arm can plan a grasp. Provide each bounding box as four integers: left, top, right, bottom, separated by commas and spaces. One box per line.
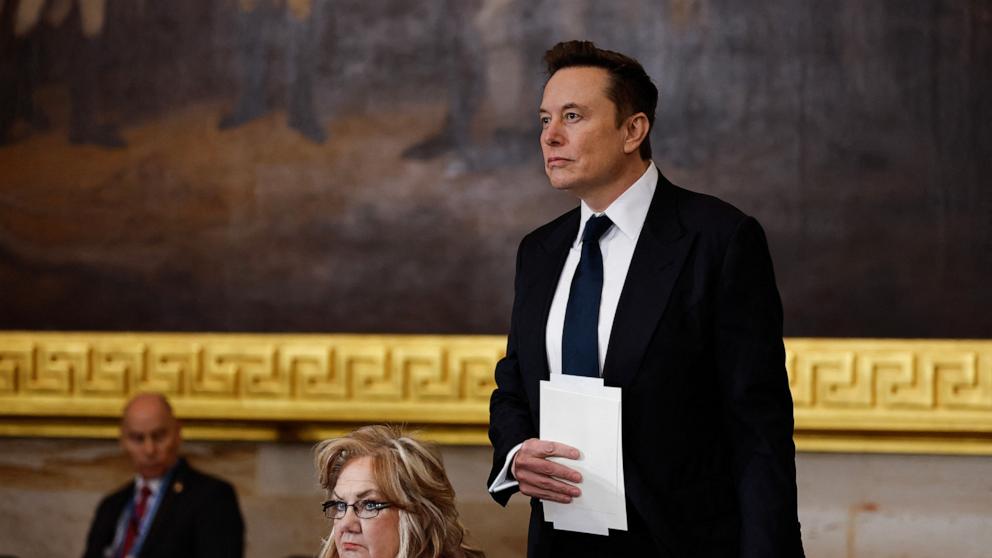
487, 41, 804, 557
82, 393, 244, 558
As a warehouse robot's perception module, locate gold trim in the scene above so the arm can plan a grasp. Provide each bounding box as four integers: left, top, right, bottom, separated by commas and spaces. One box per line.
2, 332, 990, 454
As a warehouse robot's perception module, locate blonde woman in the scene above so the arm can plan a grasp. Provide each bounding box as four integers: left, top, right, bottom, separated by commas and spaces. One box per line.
314, 425, 485, 558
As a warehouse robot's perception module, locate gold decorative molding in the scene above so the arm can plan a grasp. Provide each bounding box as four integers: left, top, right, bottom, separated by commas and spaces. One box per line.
1, 332, 991, 454
0, 332, 501, 445
786, 338, 992, 454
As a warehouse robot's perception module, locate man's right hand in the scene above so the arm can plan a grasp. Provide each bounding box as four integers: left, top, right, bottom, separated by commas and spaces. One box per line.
511, 438, 583, 503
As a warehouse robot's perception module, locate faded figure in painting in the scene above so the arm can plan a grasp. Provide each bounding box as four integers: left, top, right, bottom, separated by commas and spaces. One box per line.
400, 0, 576, 172
315, 425, 486, 558
2, 0, 125, 147
401, 0, 485, 171
0, 0, 50, 144
220, 0, 327, 144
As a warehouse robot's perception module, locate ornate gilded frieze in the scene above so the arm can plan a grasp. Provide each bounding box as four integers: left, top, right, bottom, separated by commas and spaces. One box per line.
1, 332, 990, 453
786, 338, 992, 454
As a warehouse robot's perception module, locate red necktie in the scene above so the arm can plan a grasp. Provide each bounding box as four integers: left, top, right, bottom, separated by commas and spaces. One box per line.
120, 485, 152, 558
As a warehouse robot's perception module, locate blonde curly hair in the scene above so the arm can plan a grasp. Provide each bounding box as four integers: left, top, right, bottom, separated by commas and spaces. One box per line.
314, 425, 485, 558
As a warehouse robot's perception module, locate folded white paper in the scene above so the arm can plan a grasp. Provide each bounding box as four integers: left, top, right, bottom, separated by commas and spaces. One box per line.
540, 375, 626, 535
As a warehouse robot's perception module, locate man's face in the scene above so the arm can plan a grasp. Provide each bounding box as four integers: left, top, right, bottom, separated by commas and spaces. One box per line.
540, 66, 628, 200
120, 397, 181, 479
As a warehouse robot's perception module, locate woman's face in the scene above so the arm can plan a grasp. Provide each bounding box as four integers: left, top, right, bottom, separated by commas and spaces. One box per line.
331, 456, 401, 558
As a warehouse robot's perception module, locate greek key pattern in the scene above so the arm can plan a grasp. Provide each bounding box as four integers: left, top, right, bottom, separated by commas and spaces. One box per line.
1, 334, 991, 449
0, 333, 503, 423
785, 339, 992, 413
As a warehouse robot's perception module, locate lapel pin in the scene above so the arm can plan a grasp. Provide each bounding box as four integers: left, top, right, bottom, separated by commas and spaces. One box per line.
173, 481, 184, 493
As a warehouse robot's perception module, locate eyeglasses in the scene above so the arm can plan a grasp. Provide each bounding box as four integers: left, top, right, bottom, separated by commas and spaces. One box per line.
322, 499, 393, 520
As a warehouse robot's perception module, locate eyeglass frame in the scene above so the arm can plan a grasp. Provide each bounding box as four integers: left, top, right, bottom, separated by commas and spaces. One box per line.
322, 498, 394, 520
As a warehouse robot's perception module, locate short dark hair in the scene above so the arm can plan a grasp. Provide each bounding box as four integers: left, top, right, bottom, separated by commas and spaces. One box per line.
544, 40, 658, 160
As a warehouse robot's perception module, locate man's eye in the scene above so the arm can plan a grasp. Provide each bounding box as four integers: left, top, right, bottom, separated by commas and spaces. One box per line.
540, 116, 550, 125
565, 112, 579, 120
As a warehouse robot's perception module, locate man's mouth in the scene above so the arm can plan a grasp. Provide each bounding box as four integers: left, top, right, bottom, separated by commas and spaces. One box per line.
547, 157, 571, 167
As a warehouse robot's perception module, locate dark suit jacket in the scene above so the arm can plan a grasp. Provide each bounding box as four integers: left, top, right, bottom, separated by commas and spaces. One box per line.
82, 458, 244, 558
488, 173, 804, 557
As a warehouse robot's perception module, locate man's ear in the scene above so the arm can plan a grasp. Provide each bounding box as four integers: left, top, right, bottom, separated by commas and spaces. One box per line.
622, 112, 650, 155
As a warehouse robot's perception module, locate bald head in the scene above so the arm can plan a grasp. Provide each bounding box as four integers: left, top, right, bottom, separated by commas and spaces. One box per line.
123, 392, 175, 422
120, 393, 182, 479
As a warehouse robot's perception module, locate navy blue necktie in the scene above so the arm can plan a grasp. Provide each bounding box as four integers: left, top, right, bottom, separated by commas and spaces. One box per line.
562, 214, 614, 377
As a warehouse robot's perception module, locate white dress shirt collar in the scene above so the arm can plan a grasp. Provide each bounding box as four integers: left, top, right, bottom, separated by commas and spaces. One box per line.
134, 475, 164, 499
576, 161, 658, 245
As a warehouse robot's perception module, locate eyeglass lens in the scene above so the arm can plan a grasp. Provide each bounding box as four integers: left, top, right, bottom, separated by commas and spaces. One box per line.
322, 499, 390, 519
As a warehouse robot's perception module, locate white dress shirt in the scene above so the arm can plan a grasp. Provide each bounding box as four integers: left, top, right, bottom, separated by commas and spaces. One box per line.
110, 475, 164, 554
134, 476, 163, 500
489, 162, 658, 493
545, 162, 658, 377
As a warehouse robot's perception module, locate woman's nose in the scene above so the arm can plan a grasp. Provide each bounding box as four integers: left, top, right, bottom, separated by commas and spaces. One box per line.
337, 507, 362, 533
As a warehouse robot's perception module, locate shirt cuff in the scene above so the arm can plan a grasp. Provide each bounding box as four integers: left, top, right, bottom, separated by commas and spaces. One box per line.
487, 442, 524, 493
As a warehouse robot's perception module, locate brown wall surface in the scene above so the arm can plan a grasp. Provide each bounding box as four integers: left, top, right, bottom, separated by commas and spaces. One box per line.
1, 438, 990, 558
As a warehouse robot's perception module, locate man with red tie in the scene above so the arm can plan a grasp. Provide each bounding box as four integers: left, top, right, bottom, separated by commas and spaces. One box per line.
81, 393, 244, 558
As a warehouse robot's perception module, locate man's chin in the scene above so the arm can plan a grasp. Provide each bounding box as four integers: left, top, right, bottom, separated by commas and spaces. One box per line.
547, 176, 574, 191
139, 466, 166, 479
546, 170, 585, 192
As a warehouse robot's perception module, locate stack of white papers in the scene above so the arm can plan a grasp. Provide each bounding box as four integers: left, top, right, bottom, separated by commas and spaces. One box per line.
539, 374, 626, 535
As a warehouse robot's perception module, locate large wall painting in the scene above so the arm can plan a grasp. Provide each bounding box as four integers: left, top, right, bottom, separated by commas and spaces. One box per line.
1, 0, 989, 337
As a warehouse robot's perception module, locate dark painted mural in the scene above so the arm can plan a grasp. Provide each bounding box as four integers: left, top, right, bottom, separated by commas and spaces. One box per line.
0, 0, 989, 337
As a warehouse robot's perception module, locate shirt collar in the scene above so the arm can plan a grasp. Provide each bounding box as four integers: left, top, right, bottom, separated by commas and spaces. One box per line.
134, 475, 164, 497
577, 161, 658, 245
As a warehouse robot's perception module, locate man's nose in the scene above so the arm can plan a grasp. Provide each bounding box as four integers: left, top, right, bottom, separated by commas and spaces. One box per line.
542, 120, 563, 146
142, 438, 155, 455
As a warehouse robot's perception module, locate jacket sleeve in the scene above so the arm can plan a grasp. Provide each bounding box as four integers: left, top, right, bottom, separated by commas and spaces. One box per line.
487, 236, 539, 506
81, 495, 119, 558
714, 216, 804, 558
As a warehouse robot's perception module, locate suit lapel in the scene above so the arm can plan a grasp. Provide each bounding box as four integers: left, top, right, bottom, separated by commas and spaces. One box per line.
141, 458, 188, 553
603, 176, 695, 388
519, 210, 579, 383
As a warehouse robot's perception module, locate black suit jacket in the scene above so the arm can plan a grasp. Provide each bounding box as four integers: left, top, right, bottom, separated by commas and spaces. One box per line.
488, 173, 804, 557
82, 458, 244, 558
